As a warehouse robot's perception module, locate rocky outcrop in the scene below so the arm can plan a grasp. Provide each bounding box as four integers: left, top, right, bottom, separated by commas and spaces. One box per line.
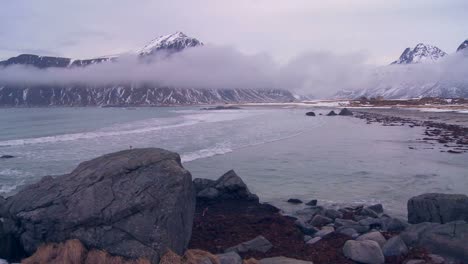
193, 170, 258, 201
305, 112, 315, 116
407, 193, 468, 224
0, 148, 196, 264
401, 221, 468, 263
338, 108, 353, 116
326, 111, 337, 116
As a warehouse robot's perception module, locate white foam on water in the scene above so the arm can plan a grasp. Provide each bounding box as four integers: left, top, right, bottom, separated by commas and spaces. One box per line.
0, 110, 254, 147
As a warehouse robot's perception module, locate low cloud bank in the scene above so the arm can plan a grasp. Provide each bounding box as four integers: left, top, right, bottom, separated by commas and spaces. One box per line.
0, 45, 467, 98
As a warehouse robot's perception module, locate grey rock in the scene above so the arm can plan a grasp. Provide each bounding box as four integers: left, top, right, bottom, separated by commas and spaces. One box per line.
305, 200, 317, 206
359, 208, 379, 218
193, 178, 216, 193
259, 257, 313, 264
0, 155, 14, 159
294, 206, 324, 222
306, 237, 322, 245
335, 218, 370, 233
197, 187, 219, 199
408, 193, 468, 224
327, 111, 337, 116
314, 227, 334, 238
338, 227, 359, 238
382, 236, 408, 257
196, 170, 259, 201
225, 235, 273, 254
417, 221, 468, 262
1, 148, 195, 264
367, 204, 384, 214
356, 232, 387, 247
400, 222, 437, 246
358, 217, 383, 230
383, 217, 409, 232
324, 209, 343, 220
287, 198, 303, 204
217, 252, 242, 264
305, 112, 316, 117
295, 220, 319, 236
310, 215, 333, 227
303, 235, 312, 242
342, 240, 385, 264
338, 108, 353, 116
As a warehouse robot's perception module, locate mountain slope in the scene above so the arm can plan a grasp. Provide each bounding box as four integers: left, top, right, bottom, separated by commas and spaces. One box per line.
0, 32, 296, 106
457, 40, 468, 53
138, 32, 203, 56
391, 43, 447, 64
0, 85, 295, 106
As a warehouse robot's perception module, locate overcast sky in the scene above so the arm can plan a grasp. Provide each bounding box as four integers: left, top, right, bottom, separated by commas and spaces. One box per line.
1, 0, 467, 64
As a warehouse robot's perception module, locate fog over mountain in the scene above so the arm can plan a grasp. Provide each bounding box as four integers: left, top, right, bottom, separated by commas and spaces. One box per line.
1, 33, 468, 101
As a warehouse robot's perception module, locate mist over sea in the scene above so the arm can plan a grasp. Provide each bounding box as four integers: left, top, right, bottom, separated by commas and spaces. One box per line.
1, 106, 467, 217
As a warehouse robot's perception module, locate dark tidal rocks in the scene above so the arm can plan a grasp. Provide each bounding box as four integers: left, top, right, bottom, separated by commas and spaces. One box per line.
305, 112, 316, 116
338, 108, 353, 116
326, 111, 337, 116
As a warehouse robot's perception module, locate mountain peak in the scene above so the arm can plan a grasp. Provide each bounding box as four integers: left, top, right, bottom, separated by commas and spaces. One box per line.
456, 39, 468, 52
138, 31, 203, 56
391, 43, 447, 64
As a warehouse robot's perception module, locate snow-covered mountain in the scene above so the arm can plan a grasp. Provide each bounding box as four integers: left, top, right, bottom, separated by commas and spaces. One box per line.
391, 43, 447, 64
0, 32, 296, 106
457, 40, 468, 53
137, 32, 203, 56
0, 85, 295, 106
335, 39, 467, 99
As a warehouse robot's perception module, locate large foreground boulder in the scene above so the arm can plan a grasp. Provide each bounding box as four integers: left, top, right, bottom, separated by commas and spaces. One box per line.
342, 240, 384, 264
193, 170, 258, 201
0, 148, 196, 264
407, 193, 468, 224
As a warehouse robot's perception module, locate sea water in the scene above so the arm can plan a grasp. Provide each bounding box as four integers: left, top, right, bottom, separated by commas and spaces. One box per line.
1, 106, 467, 216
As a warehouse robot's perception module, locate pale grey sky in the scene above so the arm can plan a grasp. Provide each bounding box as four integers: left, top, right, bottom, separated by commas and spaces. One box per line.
1, 0, 467, 64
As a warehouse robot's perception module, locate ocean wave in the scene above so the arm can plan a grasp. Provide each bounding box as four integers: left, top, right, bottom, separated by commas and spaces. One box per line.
0, 110, 253, 147
181, 146, 233, 162
181, 131, 304, 163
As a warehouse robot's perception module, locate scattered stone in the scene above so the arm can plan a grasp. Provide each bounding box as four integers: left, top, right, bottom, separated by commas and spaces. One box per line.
324, 209, 343, 220
382, 236, 408, 257
0, 148, 195, 263
337, 228, 359, 238
305, 200, 317, 206
338, 108, 353, 116
310, 214, 333, 227
356, 232, 386, 248
259, 257, 312, 264
225, 235, 273, 254
303, 235, 312, 242
217, 252, 242, 264
359, 207, 380, 218
314, 227, 334, 238
201, 106, 241, 110
335, 218, 369, 233
342, 240, 385, 264
326, 111, 337, 116
407, 193, 468, 224
367, 204, 384, 215
293, 206, 324, 222
305, 112, 316, 116
400, 222, 438, 246
358, 217, 383, 230
384, 217, 409, 232
294, 220, 319, 236
306, 237, 322, 245
287, 198, 303, 204
0, 155, 14, 159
